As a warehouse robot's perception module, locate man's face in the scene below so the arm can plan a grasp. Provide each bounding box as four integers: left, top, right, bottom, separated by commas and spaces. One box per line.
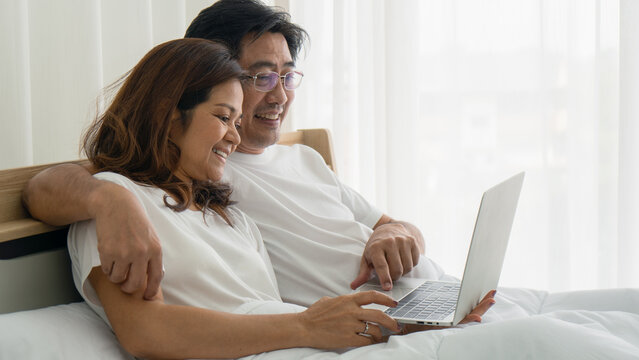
236, 32, 296, 154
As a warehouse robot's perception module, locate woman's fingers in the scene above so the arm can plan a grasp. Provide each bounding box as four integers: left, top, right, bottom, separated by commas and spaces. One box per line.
300, 291, 401, 349
352, 290, 397, 308
359, 308, 400, 332
459, 289, 497, 324
352, 291, 400, 331
356, 321, 384, 343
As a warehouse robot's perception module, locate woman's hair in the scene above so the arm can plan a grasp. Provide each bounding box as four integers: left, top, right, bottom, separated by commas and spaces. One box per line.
83, 38, 243, 223
184, 0, 308, 61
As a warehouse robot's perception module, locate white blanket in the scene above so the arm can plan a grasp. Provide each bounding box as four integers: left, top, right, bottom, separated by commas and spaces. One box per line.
240, 287, 639, 360
2, 287, 638, 359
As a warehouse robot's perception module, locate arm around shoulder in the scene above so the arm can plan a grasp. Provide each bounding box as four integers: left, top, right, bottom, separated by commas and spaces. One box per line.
23, 162, 101, 226
24, 163, 164, 299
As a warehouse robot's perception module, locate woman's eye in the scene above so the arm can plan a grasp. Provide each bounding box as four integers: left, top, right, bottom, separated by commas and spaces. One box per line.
216, 115, 230, 123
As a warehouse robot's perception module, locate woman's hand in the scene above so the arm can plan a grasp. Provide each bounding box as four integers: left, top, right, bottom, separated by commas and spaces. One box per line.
401, 289, 497, 334
297, 291, 400, 348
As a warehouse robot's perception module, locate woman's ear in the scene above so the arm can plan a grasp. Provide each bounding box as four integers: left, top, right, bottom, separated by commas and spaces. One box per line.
168, 108, 185, 142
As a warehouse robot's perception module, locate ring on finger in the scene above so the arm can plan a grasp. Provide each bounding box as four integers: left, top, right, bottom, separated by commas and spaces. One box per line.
358, 321, 371, 337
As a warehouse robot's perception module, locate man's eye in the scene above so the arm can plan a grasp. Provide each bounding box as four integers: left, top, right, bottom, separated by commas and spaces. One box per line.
235, 123, 242, 130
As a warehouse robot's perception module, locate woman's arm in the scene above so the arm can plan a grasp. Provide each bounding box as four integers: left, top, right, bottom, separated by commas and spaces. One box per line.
89, 268, 400, 359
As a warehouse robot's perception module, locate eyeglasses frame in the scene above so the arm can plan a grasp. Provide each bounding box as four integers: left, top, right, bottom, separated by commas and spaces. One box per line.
242, 70, 304, 92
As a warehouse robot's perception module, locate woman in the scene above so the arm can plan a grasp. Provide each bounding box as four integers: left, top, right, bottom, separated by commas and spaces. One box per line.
68, 38, 493, 359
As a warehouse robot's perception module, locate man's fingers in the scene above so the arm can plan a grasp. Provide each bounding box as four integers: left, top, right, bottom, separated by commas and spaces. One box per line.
350, 259, 373, 290
369, 252, 393, 290
144, 257, 164, 300
383, 249, 403, 281
120, 260, 147, 294
109, 262, 130, 285
411, 241, 420, 265
100, 258, 114, 276
398, 242, 414, 274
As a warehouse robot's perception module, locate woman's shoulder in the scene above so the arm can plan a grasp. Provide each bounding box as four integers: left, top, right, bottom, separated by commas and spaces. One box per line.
93, 171, 159, 200
93, 171, 135, 186
225, 206, 260, 238
225, 205, 251, 227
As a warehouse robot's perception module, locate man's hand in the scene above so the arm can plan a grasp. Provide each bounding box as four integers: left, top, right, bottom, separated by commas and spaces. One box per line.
91, 181, 163, 300
350, 216, 425, 291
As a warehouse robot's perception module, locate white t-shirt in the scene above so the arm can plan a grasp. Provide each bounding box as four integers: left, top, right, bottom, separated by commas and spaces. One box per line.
68, 172, 282, 326
224, 144, 387, 306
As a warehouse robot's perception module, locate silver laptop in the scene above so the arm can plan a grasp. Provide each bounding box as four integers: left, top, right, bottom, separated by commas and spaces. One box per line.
360, 172, 525, 326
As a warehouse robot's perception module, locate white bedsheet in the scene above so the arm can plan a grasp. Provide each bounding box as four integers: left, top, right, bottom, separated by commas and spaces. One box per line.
2, 287, 638, 359
239, 287, 639, 360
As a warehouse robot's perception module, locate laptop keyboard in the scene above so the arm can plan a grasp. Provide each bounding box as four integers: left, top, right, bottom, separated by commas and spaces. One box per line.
385, 281, 460, 320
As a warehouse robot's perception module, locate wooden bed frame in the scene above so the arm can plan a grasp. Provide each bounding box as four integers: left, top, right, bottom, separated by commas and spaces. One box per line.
0, 128, 336, 314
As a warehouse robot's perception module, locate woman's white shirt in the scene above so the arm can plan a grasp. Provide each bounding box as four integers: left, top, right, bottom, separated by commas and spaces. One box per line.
68, 172, 282, 326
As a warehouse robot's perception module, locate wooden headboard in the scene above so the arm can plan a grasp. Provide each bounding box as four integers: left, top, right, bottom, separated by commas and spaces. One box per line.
0, 128, 336, 313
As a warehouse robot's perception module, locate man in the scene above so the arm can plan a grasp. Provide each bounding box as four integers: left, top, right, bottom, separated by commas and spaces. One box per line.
23, 0, 442, 307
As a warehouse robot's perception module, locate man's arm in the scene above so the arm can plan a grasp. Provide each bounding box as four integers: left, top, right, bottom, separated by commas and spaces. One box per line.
350, 214, 425, 291
22, 163, 163, 299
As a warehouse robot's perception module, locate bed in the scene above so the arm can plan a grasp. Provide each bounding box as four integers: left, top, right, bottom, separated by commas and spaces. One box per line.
1, 129, 638, 360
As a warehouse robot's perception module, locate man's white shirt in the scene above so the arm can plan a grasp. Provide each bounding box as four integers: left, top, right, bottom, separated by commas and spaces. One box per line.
223, 144, 444, 306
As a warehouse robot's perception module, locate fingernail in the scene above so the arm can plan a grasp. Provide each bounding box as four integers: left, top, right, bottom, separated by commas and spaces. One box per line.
384, 282, 391, 290
393, 300, 399, 306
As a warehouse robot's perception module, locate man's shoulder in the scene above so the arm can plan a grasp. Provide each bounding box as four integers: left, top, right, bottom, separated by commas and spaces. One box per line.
227, 144, 323, 168
274, 143, 325, 163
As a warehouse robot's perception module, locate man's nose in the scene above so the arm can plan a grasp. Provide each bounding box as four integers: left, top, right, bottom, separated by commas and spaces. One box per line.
265, 78, 288, 105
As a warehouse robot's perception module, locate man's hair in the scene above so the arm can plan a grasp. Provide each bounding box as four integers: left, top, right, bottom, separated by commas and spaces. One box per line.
83, 39, 243, 223
185, 0, 308, 61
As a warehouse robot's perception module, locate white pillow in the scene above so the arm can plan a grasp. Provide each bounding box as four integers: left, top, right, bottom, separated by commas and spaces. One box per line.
0, 302, 133, 360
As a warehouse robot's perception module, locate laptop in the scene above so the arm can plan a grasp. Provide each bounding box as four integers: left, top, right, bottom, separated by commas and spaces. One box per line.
359, 172, 525, 326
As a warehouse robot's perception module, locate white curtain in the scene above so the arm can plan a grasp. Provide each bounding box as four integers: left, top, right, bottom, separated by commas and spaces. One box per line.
1, 0, 637, 292
0, 0, 222, 169
288, 0, 639, 291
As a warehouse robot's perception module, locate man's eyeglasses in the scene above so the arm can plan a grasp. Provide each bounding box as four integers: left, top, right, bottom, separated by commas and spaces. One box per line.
242, 71, 304, 92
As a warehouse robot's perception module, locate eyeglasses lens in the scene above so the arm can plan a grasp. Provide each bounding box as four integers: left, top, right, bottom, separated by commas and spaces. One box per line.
284, 72, 302, 90
255, 73, 277, 92
253, 72, 303, 91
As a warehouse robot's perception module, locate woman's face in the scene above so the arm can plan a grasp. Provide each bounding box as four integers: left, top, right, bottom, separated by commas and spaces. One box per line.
172, 79, 243, 182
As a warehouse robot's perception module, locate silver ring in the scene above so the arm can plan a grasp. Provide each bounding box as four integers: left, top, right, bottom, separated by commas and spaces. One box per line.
363, 321, 370, 335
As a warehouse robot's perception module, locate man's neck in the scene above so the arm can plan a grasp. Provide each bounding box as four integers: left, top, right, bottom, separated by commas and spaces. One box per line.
236, 144, 267, 155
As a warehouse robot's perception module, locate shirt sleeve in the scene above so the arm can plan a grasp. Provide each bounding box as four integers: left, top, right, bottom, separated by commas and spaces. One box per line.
230, 207, 281, 296
298, 144, 384, 228
337, 179, 384, 228
66, 172, 148, 325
